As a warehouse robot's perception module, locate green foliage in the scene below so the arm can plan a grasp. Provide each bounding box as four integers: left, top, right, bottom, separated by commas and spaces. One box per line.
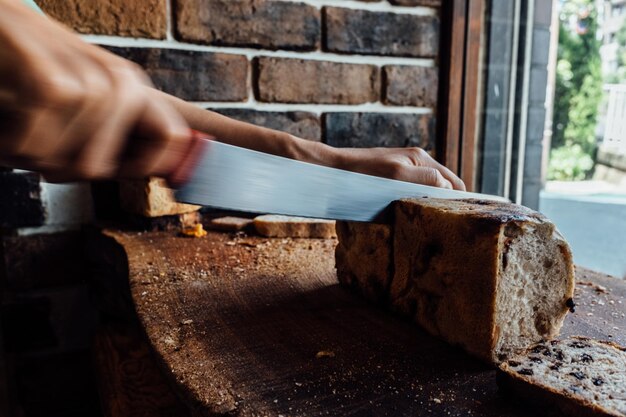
549, 0, 603, 181
548, 144, 594, 181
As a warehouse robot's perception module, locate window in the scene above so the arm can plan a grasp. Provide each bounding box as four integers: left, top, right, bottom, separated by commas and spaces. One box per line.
479, 0, 626, 278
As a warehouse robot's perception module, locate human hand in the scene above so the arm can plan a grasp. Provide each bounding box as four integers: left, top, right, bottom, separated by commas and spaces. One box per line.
334, 147, 466, 191
0, 0, 189, 181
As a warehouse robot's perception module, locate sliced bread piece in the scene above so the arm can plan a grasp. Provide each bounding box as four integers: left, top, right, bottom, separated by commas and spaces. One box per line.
119, 177, 200, 217
335, 221, 393, 304
254, 215, 336, 238
208, 216, 254, 232
335, 198, 575, 364
497, 337, 626, 417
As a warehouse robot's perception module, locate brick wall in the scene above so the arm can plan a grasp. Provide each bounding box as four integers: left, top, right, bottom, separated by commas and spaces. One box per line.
40, 0, 441, 150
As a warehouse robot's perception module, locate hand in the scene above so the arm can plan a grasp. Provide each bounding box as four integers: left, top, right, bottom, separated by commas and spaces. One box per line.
334, 147, 466, 191
0, 0, 189, 181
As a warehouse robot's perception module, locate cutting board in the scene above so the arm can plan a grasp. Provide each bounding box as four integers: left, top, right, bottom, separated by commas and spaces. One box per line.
95, 230, 626, 417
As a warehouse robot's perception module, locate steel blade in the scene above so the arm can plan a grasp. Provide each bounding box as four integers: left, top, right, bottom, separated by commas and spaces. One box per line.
175, 141, 508, 222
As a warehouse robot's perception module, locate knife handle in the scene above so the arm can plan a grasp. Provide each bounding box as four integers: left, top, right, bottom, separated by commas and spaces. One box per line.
166, 129, 214, 188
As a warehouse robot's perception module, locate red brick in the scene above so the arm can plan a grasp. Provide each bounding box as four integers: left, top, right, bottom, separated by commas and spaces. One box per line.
324, 7, 439, 58
38, 0, 167, 39
256, 57, 379, 104
389, 0, 441, 6
383, 66, 438, 107
103, 46, 249, 102
175, 0, 320, 50
324, 113, 435, 150
212, 109, 321, 141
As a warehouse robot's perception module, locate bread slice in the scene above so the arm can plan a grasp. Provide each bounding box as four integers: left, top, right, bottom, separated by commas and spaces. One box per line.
254, 215, 336, 238
119, 177, 200, 217
335, 221, 393, 304
335, 198, 575, 364
497, 337, 626, 417
208, 216, 253, 232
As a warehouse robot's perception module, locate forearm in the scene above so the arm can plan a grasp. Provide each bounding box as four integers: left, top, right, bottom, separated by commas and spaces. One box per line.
159, 91, 342, 168
155, 90, 465, 190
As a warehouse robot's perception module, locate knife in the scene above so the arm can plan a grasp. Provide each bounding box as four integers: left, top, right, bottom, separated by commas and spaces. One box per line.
171, 132, 508, 222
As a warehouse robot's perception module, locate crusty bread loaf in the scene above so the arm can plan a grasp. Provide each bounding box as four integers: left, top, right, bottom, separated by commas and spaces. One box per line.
335, 198, 575, 364
335, 221, 392, 304
497, 337, 626, 417
254, 215, 336, 238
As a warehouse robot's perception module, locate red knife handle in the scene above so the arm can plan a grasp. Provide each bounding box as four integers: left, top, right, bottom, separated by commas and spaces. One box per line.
166, 129, 214, 188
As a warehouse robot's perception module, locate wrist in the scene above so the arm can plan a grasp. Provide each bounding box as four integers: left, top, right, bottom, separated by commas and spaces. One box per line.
328, 147, 355, 171
283, 134, 345, 169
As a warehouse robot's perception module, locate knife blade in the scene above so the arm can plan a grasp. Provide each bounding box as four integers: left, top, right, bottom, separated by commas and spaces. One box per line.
174, 137, 508, 222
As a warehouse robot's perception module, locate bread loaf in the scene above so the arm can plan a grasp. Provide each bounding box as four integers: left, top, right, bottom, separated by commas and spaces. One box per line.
335, 221, 392, 304
335, 198, 575, 364
497, 337, 626, 417
254, 215, 336, 238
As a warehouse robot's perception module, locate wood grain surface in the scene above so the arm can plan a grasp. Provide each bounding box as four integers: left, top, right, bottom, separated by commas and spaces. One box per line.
94, 322, 190, 417
103, 230, 626, 417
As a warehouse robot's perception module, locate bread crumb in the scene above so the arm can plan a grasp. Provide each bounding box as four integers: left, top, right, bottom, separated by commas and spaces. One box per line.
315, 350, 335, 359
595, 285, 608, 293
208, 216, 253, 232
576, 281, 609, 294
181, 224, 207, 238
238, 241, 257, 247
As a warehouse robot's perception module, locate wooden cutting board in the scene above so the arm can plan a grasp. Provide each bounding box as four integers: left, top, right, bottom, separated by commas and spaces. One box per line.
99, 229, 626, 417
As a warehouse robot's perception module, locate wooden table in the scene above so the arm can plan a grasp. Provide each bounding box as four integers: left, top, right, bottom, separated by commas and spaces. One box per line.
91, 230, 626, 417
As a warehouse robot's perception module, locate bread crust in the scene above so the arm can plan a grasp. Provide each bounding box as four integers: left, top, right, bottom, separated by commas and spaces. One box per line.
496, 369, 616, 417
497, 337, 626, 417
335, 221, 393, 304
335, 198, 575, 364
254, 215, 336, 238
208, 216, 253, 232
393, 199, 506, 362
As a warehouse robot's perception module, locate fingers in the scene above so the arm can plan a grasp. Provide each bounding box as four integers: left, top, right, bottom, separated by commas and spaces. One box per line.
1, 56, 82, 158
118, 87, 190, 179
335, 147, 467, 190
4, 55, 188, 180
64, 62, 188, 180
31, 57, 114, 163
434, 163, 466, 191
392, 165, 453, 189
70, 66, 148, 179
405, 147, 466, 191
0, 6, 190, 181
